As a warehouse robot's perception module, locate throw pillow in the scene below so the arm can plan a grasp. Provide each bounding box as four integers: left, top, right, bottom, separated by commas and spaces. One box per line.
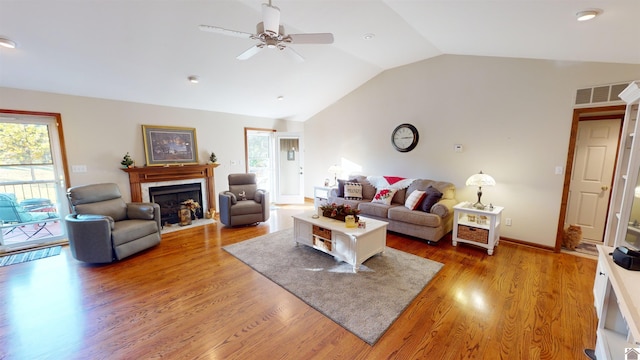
372, 188, 397, 205
337, 179, 357, 197
419, 186, 443, 212
344, 182, 363, 200
405, 190, 426, 210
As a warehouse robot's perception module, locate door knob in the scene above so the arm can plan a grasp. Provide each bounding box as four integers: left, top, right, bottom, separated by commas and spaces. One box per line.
601, 186, 609, 191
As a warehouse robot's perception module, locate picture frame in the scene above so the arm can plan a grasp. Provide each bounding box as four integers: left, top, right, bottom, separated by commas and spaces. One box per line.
142, 125, 198, 166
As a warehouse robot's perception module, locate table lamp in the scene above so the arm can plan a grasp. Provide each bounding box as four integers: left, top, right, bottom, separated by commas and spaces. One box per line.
328, 165, 341, 186
466, 171, 496, 209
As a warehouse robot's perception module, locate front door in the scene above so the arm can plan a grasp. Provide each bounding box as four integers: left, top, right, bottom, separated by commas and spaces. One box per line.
565, 118, 621, 242
274, 132, 304, 204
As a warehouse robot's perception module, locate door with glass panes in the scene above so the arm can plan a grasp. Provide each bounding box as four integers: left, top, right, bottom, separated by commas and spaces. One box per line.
0, 111, 69, 250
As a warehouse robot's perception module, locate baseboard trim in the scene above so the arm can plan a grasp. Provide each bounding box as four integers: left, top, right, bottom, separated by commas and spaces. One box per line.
500, 237, 556, 252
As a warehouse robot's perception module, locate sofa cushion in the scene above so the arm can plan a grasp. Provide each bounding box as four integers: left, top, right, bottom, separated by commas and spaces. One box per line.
407, 179, 456, 200
388, 206, 442, 227
358, 202, 398, 218
75, 198, 128, 222
405, 190, 426, 210
344, 182, 363, 200
392, 187, 407, 204
112, 219, 159, 246
372, 188, 397, 205
419, 186, 443, 212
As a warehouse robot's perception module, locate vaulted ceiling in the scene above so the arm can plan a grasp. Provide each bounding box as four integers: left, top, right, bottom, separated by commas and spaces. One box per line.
1, 1, 638, 121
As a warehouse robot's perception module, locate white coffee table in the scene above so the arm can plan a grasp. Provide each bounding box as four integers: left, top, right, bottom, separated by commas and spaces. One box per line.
292, 212, 388, 272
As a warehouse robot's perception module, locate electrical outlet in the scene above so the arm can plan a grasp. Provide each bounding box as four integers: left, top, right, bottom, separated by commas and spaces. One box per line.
505, 218, 512, 226
71, 165, 87, 173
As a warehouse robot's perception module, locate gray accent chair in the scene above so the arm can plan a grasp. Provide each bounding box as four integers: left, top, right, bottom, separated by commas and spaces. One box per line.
219, 173, 269, 227
65, 183, 161, 263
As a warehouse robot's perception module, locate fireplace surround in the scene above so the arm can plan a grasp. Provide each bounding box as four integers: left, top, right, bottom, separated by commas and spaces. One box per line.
149, 182, 203, 224
122, 164, 219, 222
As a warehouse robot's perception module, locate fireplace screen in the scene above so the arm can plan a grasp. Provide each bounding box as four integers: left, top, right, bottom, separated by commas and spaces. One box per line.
149, 183, 203, 225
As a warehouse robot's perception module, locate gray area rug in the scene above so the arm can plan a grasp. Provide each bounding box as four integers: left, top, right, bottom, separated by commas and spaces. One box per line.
0, 246, 61, 267
574, 242, 598, 257
223, 228, 443, 345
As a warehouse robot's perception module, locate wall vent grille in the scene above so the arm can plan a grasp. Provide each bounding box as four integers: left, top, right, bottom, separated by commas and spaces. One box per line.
575, 82, 630, 107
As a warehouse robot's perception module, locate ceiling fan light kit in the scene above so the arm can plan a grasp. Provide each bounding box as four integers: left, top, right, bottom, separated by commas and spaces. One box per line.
0, 37, 17, 49
199, 0, 334, 61
576, 9, 601, 21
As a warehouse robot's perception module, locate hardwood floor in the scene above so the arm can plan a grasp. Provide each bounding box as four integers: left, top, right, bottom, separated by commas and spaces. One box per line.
0, 205, 597, 359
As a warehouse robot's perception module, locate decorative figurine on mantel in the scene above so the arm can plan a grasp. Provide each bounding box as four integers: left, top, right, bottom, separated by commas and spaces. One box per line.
209, 152, 217, 164
120, 152, 134, 168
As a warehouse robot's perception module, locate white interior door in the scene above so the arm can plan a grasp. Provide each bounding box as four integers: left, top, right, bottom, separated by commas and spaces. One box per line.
566, 118, 621, 242
274, 132, 304, 204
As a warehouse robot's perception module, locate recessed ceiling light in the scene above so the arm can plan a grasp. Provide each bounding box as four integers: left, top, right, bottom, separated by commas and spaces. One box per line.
0, 37, 17, 49
277, 96, 284, 101
188, 75, 199, 83
363, 33, 375, 40
576, 9, 602, 21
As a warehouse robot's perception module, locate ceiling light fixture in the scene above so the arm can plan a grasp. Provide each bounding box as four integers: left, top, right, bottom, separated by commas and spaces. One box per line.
188, 75, 199, 83
0, 37, 17, 49
363, 33, 375, 40
576, 9, 601, 21
277, 96, 284, 101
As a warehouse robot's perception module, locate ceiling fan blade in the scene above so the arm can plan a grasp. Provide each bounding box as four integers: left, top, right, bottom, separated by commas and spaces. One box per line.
262, 3, 280, 35
237, 45, 264, 60
198, 25, 253, 39
283, 46, 305, 63
287, 33, 334, 44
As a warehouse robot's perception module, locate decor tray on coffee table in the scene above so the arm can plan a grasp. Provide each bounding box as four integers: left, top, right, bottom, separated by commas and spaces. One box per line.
292, 212, 388, 272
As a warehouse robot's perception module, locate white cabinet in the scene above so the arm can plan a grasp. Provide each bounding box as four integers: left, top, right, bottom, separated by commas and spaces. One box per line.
313, 186, 334, 210
452, 202, 503, 255
604, 81, 640, 247
593, 246, 640, 360
594, 81, 640, 359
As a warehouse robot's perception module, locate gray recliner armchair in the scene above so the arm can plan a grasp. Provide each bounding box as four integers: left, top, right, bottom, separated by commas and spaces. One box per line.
219, 173, 269, 227
65, 183, 161, 263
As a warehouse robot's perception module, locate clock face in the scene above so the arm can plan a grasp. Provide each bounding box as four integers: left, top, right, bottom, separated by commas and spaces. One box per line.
391, 124, 419, 152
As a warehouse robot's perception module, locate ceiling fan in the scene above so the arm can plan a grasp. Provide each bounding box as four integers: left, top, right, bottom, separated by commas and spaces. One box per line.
199, 0, 334, 61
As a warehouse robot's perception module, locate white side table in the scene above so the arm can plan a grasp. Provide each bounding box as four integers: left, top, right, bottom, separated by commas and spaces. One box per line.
313, 186, 334, 210
452, 202, 503, 255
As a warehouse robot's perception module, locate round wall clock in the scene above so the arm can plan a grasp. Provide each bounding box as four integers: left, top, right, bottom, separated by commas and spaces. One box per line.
391, 123, 419, 152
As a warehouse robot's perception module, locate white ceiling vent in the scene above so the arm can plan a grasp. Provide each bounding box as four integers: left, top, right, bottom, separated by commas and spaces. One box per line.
575, 82, 630, 107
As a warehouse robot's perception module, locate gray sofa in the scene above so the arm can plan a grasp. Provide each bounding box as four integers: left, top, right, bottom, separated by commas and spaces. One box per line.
326, 175, 457, 244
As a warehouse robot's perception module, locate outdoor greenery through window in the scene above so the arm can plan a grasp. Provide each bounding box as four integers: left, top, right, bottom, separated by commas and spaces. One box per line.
0, 122, 56, 200
246, 130, 272, 193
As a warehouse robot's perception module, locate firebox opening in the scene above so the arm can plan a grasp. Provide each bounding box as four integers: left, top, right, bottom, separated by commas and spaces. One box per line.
149, 183, 203, 225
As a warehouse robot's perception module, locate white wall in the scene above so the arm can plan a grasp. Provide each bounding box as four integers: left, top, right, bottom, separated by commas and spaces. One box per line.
303, 55, 640, 248
0, 87, 303, 208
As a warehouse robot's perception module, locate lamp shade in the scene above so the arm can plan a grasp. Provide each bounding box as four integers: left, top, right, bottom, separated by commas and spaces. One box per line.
465, 171, 496, 187
327, 165, 341, 174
